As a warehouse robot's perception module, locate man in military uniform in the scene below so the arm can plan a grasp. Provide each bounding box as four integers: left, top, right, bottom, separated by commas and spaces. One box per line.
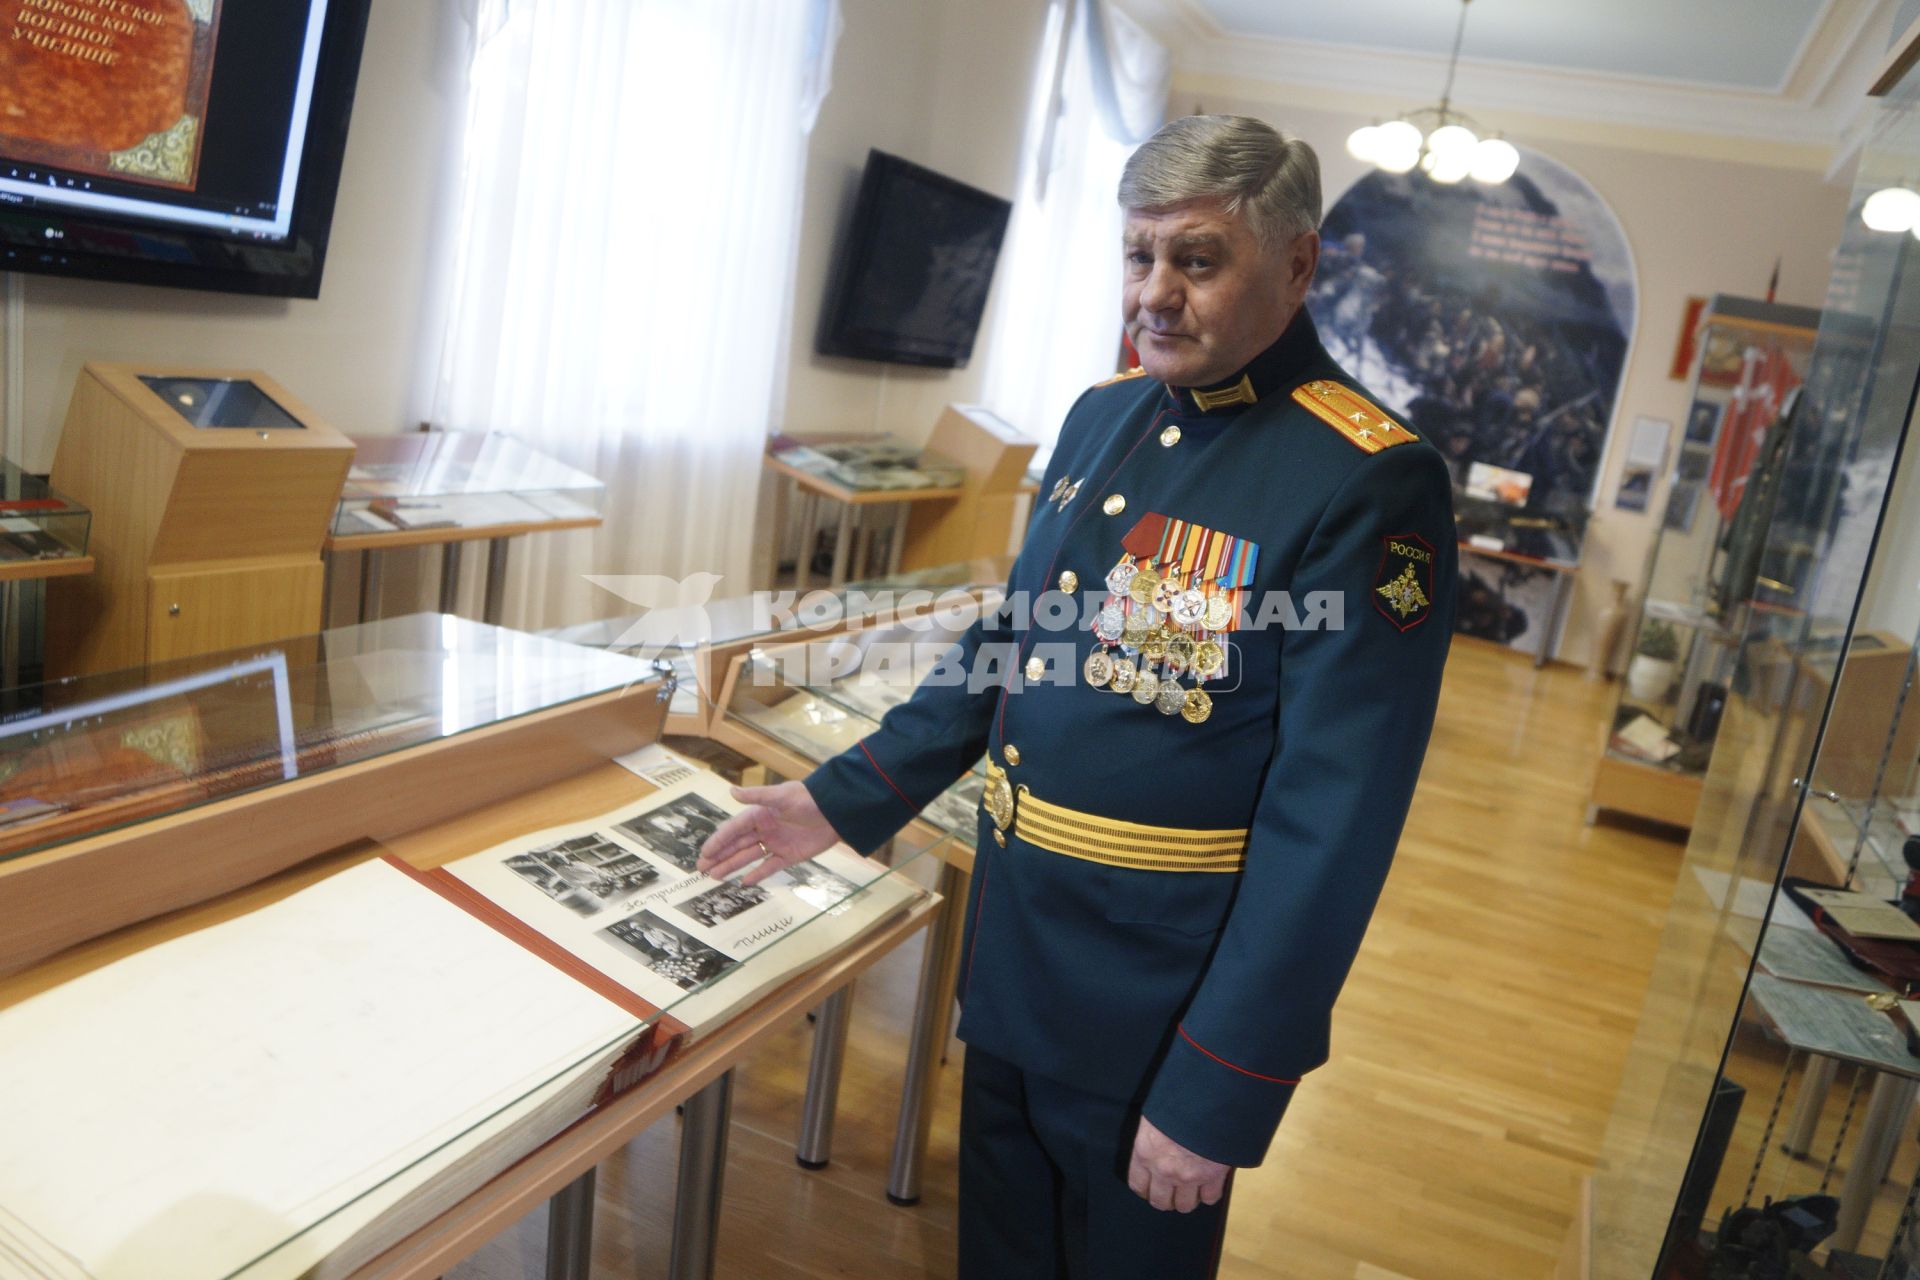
699, 115, 1456, 1278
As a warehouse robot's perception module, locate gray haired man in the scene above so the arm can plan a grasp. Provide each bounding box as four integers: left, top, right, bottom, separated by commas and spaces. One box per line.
702, 115, 1456, 1278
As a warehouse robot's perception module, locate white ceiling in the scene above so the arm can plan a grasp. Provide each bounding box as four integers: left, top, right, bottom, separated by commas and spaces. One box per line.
1129, 0, 1904, 156
1194, 0, 1828, 92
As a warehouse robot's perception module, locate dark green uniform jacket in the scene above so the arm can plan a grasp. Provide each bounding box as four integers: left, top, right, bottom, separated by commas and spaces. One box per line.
805, 310, 1456, 1167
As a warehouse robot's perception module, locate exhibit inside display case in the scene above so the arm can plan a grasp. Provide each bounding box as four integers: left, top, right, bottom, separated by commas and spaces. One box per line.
0, 461, 90, 569
331, 431, 606, 538
1588, 296, 1838, 832
543, 557, 1012, 736
1579, 63, 1920, 1280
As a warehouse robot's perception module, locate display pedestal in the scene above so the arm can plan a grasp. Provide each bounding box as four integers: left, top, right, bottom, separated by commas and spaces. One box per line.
899, 404, 1036, 570
45, 364, 353, 676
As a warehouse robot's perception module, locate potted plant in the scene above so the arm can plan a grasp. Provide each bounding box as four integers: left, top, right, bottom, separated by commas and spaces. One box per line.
1627, 619, 1681, 702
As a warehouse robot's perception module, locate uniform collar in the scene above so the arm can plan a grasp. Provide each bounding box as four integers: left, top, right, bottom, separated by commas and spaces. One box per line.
1167, 309, 1325, 418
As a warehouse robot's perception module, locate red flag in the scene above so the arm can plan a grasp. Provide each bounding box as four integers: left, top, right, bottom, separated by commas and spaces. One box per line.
1707, 343, 1797, 521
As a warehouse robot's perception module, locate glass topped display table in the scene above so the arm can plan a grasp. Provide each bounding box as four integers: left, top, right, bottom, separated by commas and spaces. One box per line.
327, 432, 605, 625
0, 459, 92, 689
0, 614, 944, 1280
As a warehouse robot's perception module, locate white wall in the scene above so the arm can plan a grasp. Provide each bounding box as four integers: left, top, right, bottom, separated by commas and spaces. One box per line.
1184, 82, 1852, 668
7, 0, 467, 470
782, 0, 1051, 443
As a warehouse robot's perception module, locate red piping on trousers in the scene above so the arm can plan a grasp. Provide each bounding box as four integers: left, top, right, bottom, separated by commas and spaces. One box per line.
1177, 1024, 1299, 1084
860, 741, 916, 813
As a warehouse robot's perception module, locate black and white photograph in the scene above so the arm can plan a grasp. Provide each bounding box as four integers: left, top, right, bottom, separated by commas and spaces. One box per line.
774, 859, 861, 912
674, 880, 770, 929
1686, 398, 1725, 445
613, 793, 729, 873
504, 834, 662, 917
597, 910, 739, 991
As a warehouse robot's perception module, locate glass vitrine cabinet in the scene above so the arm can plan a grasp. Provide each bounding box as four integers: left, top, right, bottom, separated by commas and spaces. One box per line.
1588, 296, 1833, 832
1581, 58, 1920, 1280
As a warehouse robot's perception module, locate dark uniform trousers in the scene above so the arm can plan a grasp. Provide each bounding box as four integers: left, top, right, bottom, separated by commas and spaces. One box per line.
806, 310, 1457, 1276
959, 1047, 1233, 1280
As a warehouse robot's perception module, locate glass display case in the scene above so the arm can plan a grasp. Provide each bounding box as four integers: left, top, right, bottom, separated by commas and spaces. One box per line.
0, 460, 90, 570
712, 590, 994, 843
1588, 295, 1843, 831
1582, 64, 1920, 1279
541, 557, 1012, 734
0, 612, 657, 861
0, 607, 945, 1280
331, 431, 605, 538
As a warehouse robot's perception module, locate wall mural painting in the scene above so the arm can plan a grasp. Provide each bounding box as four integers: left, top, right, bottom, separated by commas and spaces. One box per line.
1308, 146, 1635, 653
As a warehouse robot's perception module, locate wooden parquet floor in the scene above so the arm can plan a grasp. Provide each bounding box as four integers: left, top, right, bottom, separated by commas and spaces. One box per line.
451, 639, 1685, 1279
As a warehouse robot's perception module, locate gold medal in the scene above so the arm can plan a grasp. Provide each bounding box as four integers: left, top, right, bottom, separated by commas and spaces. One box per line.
1181, 688, 1213, 724
1166, 631, 1196, 670
1131, 667, 1160, 705
1156, 678, 1186, 715
1128, 566, 1162, 606
1152, 574, 1181, 614
1122, 610, 1152, 647
1203, 593, 1236, 632
1193, 639, 1225, 678
1142, 625, 1171, 661
1110, 657, 1138, 694
1083, 650, 1113, 688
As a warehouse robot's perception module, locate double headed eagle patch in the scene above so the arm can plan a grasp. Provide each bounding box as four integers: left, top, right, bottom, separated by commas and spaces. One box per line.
1374, 533, 1436, 632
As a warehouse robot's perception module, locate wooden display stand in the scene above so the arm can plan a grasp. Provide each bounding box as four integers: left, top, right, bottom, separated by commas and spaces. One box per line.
45, 364, 353, 677
899, 404, 1036, 570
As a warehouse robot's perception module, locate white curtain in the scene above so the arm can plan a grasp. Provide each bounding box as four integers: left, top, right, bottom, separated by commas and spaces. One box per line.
431, 0, 840, 629
979, 0, 1169, 466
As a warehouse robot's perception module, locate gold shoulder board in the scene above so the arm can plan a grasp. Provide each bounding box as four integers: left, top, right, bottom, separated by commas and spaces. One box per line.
1291, 380, 1417, 454
1093, 367, 1150, 389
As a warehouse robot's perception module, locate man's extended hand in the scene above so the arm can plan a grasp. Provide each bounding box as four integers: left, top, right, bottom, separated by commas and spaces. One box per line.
696, 782, 840, 884
1127, 1115, 1230, 1213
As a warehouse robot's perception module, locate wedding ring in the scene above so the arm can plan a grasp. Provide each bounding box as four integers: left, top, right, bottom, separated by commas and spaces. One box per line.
757, 840, 769, 857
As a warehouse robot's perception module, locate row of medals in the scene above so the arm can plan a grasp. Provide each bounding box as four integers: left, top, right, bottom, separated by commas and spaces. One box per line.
1084, 555, 1229, 725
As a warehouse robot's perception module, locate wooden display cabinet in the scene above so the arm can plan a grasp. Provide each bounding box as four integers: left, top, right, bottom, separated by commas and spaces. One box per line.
45, 364, 354, 677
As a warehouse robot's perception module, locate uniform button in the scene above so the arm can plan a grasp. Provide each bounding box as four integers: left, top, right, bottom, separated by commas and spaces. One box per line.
993, 828, 1007, 846
1003, 743, 1021, 766
1103, 493, 1126, 516
1059, 570, 1079, 594
1025, 653, 1045, 681
1160, 425, 1182, 447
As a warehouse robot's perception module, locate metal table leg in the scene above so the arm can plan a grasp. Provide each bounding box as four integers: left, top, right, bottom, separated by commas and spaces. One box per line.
357, 548, 384, 624
483, 537, 511, 626
1536, 571, 1574, 668
794, 490, 818, 590
887, 860, 969, 1206
829, 501, 855, 587
886, 503, 909, 575
668, 1069, 734, 1280
1783, 1054, 1838, 1157
1833, 1072, 1920, 1252
544, 1166, 595, 1280
439, 542, 463, 616
796, 984, 855, 1169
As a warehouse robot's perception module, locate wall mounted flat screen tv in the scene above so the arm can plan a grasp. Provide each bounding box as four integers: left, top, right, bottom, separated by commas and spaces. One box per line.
817, 150, 1013, 369
0, 0, 373, 298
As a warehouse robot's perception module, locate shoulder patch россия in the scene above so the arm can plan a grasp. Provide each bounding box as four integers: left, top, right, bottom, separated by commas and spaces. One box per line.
1093, 366, 1150, 389
1373, 533, 1436, 632
1292, 380, 1417, 454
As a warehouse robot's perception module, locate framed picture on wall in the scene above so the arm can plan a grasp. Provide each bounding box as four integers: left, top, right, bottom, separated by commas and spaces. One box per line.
1686, 399, 1724, 445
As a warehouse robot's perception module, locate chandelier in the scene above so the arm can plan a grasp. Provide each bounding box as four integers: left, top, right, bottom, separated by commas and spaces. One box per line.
1344, 0, 1520, 185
